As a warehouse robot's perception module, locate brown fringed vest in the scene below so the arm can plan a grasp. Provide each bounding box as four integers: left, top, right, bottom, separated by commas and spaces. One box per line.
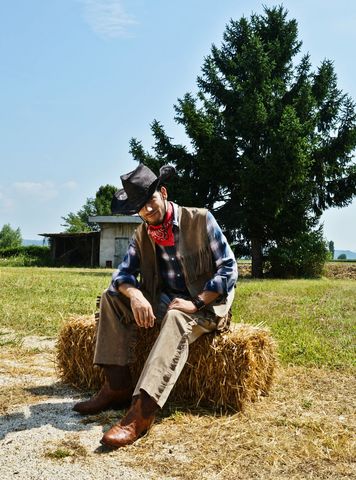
134, 206, 234, 318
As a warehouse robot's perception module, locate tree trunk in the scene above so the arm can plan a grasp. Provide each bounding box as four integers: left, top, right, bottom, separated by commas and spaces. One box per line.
251, 237, 263, 278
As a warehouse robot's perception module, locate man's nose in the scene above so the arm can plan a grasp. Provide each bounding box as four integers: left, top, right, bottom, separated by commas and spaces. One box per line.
146, 203, 154, 212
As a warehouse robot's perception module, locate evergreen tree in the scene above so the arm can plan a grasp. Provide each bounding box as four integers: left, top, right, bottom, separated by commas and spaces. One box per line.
130, 6, 356, 277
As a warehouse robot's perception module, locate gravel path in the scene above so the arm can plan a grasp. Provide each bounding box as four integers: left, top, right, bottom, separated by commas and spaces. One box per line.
0, 334, 172, 480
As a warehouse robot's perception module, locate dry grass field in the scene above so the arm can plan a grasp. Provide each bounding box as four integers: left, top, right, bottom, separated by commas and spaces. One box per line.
0, 341, 354, 479
0, 263, 355, 479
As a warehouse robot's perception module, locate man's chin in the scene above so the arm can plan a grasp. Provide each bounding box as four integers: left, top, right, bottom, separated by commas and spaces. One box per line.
145, 209, 165, 226
148, 218, 163, 226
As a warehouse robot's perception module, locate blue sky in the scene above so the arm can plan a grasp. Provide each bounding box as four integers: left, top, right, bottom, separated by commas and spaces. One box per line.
0, 0, 355, 250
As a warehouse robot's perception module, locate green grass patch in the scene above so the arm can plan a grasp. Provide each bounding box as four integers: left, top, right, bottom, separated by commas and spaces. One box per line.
0, 267, 108, 336
45, 448, 73, 459
43, 436, 88, 460
0, 267, 355, 370
232, 278, 356, 369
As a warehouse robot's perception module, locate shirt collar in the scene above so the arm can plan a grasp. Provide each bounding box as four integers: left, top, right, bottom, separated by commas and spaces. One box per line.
171, 202, 179, 227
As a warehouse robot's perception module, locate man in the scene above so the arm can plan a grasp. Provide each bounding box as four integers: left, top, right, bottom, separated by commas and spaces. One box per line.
73, 164, 238, 448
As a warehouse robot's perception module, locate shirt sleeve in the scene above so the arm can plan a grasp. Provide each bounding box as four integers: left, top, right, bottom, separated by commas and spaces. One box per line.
203, 211, 238, 295
109, 237, 140, 292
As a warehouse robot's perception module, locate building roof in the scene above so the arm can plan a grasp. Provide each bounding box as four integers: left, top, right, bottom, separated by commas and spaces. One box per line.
39, 231, 100, 238
88, 215, 142, 224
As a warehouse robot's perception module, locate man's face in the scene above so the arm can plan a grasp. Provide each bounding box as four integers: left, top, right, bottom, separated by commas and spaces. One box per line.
138, 186, 168, 225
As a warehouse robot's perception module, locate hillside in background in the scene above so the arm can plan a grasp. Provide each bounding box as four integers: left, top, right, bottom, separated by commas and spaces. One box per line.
23, 238, 48, 247
334, 249, 356, 260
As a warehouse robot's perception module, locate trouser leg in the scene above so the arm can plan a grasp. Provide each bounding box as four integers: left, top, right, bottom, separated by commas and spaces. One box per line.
93, 289, 137, 366
133, 308, 217, 408
73, 290, 135, 415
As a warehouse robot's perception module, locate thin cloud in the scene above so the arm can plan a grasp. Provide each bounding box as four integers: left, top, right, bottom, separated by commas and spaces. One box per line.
81, 0, 138, 39
13, 181, 58, 201
0, 189, 14, 211
0, 179, 79, 216
61, 180, 78, 190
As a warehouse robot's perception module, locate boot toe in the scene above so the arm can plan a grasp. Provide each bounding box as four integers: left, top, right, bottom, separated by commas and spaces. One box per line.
72, 400, 90, 414
99, 391, 157, 448
100, 425, 136, 448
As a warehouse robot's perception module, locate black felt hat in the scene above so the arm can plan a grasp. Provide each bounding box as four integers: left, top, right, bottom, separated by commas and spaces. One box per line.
111, 164, 176, 215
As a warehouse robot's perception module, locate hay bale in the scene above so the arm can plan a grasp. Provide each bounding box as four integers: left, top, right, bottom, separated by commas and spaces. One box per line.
171, 324, 276, 410
56, 316, 277, 410
56, 316, 105, 391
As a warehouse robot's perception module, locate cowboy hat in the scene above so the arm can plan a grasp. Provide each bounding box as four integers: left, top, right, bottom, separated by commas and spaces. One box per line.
111, 164, 176, 215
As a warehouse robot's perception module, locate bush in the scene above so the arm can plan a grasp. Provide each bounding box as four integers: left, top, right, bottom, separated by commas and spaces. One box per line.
0, 223, 22, 248
0, 245, 51, 266
267, 229, 329, 278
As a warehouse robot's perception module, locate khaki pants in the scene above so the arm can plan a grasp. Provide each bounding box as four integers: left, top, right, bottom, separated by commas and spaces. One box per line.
93, 289, 218, 408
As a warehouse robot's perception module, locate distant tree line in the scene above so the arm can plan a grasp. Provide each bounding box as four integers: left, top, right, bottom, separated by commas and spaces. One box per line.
0, 224, 50, 266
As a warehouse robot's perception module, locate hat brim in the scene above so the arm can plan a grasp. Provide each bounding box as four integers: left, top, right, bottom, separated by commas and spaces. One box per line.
111, 179, 159, 215
111, 164, 176, 215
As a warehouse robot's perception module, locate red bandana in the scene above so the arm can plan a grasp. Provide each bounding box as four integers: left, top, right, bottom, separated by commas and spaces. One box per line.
147, 202, 175, 246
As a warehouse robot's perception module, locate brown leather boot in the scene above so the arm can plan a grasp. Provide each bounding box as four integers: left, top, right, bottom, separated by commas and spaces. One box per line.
72, 365, 133, 415
100, 390, 158, 448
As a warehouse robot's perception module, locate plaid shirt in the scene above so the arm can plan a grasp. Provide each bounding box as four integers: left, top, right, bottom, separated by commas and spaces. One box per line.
110, 203, 237, 297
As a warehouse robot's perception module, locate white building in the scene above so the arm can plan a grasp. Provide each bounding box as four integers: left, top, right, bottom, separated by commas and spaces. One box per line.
89, 215, 142, 268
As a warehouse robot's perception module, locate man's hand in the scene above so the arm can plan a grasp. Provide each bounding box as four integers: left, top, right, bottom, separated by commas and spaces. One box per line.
168, 291, 221, 314
118, 284, 155, 328
167, 298, 197, 314
130, 294, 156, 328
